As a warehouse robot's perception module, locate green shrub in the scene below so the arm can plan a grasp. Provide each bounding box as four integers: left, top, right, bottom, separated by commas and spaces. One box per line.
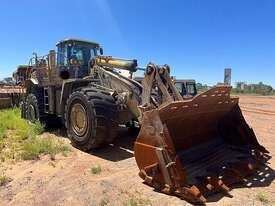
99, 198, 110, 206
0, 168, 10, 186
0, 108, 32, 140
0, 108, 70, 162
22, 136, 70, 160
233, 82, 274, 96
91, 164, 102, 174
0, 127, 6, 139
123, 196, 151, 206
0, 174, 8, 186
32, 121, 45, 135
256, 192, 270, 204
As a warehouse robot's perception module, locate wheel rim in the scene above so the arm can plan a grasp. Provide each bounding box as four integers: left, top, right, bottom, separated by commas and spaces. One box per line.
70, 103, 88, 138
29, 104, 36, 122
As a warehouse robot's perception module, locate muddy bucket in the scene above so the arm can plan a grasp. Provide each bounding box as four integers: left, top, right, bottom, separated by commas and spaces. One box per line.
134, 85, 269, 203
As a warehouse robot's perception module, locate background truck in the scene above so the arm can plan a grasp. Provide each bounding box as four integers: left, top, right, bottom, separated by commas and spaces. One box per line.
134, 77, 197, 99
0, 65, 28, 109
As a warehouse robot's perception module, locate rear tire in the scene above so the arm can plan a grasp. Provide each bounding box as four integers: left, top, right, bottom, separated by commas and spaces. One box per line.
65, 87, 118, 151
22, 89, 59, 126
25, 94, 40, 123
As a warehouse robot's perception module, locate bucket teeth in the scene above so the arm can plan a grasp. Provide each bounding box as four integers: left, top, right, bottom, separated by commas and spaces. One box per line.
175, 185, 207, 203
196, 175, 230, 196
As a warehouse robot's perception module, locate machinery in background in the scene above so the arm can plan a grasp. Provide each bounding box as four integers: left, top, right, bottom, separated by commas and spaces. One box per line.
13, 65, 32, 85
0, 85, 25, 109
174, 79, 197, 98
134, 77, 197, 99
0, 65, 28, 109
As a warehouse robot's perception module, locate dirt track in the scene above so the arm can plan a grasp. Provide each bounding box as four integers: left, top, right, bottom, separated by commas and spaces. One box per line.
0, 95, 274, 206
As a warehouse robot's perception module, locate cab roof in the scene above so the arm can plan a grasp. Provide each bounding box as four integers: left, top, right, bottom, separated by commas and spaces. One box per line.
56, 38, 100, 48
17, 64, 29, 68
16, 65, 31, 71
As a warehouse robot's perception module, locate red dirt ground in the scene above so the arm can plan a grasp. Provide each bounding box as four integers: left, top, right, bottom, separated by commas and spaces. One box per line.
0, 95, 274, 206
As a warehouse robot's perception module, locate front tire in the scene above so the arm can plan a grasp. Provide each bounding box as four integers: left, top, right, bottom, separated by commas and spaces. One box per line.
65, 87, 118, 151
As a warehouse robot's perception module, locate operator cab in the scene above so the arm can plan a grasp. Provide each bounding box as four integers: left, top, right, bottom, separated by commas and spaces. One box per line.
56, 38, 103, 79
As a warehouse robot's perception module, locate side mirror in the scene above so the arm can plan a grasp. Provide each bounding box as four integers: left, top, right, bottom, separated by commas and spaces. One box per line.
99, 47, 103, 55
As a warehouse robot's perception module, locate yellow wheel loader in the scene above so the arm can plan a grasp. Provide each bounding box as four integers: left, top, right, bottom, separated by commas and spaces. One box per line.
21, 38, 269, 203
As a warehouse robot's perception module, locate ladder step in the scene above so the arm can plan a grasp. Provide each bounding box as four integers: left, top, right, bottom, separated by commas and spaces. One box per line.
44, 87, 49, 113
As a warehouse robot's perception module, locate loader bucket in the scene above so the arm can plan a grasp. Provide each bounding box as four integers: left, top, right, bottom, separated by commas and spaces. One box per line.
134, 85, 269, 203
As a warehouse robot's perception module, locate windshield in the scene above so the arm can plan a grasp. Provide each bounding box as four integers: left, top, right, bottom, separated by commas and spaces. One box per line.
175, 82, 187, 96
57, 43, 99, 66
69, 44, 98, 66
186, 82, 197, 95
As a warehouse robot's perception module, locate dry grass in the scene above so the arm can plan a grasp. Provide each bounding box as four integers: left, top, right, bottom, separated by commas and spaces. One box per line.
99, 197, 110, 206
120, 189, 152, 206
0, 108, 70, 162
22, 136, 70, 160
123, 196, 152, 206
256, 192, 271, 205
0, 166, 11, 186
0, 173, 8, 186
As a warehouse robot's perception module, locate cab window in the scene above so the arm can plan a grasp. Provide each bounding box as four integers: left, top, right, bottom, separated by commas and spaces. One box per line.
57, 44, 68, 66
186, 82, 197, 96
70, 45, 97, 66
175, 82, 187, 96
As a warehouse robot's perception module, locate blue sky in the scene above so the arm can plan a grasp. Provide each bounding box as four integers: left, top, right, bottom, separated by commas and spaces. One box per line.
0, 0, 275, 86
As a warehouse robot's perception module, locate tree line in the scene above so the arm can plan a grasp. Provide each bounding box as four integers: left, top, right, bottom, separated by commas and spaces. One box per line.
196, 82, 275, 96
232, 82, 275, 96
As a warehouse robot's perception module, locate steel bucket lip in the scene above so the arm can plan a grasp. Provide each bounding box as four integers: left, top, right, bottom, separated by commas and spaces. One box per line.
157, 86, 238, 122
